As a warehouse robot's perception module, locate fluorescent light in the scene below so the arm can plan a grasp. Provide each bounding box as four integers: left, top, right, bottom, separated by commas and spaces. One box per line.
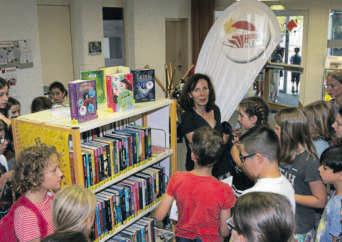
270, 4, 285, 10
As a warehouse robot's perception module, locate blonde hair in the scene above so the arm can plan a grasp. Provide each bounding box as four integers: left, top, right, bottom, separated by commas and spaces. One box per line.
53, 185, 96, 235
304, 101, 334, 140
274, 108, 317, 164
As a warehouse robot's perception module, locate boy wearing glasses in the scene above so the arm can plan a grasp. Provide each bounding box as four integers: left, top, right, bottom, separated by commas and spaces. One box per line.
155, 126, 236, 242
238, 127, 295, 212
315, 145, 342, 242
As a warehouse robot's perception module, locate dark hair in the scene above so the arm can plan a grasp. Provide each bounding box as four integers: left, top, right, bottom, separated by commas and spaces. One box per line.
320, 145, 342, 173
31, 96, 53, 113
240, 127, 279, 162
49, 81, 68, 96
42, 231, 88, 242
14, 143, 59, 194
191, 126, 224, 167
233, 192, 295, 242
0, 77, 9, 89
275, 108, 317, 164
239, 97, 269, 128
179, 73, 215, 112
7, 97, 20, 107
294, 47, 300, 53
327, 71, 342, 84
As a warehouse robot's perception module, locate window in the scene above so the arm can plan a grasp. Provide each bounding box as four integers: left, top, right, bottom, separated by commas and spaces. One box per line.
328, 10, 342, 56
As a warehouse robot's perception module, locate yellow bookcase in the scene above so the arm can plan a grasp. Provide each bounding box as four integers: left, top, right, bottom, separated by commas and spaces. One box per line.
12, 99, 177, 241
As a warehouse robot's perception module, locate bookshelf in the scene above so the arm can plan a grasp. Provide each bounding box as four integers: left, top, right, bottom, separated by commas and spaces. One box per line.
12, 98, 177, 241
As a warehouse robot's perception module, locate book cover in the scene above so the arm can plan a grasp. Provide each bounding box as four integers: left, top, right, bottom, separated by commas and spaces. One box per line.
80, 70, 105, 104
101, 66, 130, 103
106, 72, 135, 112
68, 80, 98, 122
131, 69, 156, 103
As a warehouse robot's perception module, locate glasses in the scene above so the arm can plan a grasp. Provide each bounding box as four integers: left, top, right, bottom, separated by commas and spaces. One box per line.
226, 217, 236, 231
239, 153, 256, 163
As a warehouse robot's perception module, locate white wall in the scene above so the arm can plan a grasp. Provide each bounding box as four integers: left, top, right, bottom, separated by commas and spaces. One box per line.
124, 0, 191, 98
0, 0, 44, 114
70, 0, 105, 78
215, 0, 342, 105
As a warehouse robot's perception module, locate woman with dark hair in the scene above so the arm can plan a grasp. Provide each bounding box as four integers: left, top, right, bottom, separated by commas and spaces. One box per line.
178, 73, 222, 171
229, 192, 295, 242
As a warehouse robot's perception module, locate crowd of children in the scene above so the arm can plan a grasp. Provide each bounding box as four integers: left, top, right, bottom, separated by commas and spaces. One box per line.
0, 71, 340, 242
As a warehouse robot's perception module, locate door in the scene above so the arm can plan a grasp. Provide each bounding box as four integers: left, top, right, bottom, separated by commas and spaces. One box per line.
38, 5, 74, 92
165, 19, 189, 88
275, 13, 304, 95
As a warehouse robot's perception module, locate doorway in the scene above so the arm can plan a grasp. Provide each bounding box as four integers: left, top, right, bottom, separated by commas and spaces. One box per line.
37, 4, 74, 92
265, 11, 305, 107
103, 7, 125, 67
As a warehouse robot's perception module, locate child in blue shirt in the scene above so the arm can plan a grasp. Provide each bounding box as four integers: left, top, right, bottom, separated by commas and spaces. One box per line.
316, 145, 342, 242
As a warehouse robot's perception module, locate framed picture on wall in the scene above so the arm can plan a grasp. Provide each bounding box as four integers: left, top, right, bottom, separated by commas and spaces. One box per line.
88, 41, 102, 56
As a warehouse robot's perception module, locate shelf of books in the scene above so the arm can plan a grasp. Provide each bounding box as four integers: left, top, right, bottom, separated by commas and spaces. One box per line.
12, 98, 177, 241
96, 199, 161, 242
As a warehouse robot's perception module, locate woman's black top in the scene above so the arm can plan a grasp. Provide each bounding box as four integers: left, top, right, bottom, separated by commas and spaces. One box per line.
178, 105, 222, 171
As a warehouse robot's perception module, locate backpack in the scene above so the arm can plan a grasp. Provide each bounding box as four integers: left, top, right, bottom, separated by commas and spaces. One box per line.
0, 195, 48, 242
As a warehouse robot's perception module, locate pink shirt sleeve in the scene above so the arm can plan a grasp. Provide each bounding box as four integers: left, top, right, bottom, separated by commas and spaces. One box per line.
14, 206, 41, 242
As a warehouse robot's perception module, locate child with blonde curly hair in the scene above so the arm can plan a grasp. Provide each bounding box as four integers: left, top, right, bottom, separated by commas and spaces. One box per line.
7, 143, 63, 242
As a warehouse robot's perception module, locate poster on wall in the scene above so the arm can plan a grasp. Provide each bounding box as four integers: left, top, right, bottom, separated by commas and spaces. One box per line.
195, 0, 281, 120
0, 40, 33, 68
0, 66, 18, 96
88, 41, 102, 56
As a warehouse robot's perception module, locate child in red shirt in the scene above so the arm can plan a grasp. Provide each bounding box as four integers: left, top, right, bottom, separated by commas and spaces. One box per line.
155, 126, 236, 242
13, 144, 63, 242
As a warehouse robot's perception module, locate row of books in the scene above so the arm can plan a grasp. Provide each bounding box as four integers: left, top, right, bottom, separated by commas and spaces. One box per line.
107, 217, 155, 242
93, 166, 166, 239
76, 125, 152, 188
69, 67, 156, 122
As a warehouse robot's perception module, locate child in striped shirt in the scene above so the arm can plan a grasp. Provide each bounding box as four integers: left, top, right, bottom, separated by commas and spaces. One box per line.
12, 144, 63, 242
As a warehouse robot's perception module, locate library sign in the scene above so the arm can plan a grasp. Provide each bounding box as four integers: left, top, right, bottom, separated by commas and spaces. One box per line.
196, 0, 280, 120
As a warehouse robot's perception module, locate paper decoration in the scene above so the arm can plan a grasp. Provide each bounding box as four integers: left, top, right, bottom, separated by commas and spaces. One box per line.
196, 0, 281, 120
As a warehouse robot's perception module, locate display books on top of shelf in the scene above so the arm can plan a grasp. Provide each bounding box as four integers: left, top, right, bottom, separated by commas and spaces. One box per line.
68, 79, 98, 122
80, 70, 106, 104
131, 69, 156, 103
106, 72, 135, 112
101, 66, 130, 102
